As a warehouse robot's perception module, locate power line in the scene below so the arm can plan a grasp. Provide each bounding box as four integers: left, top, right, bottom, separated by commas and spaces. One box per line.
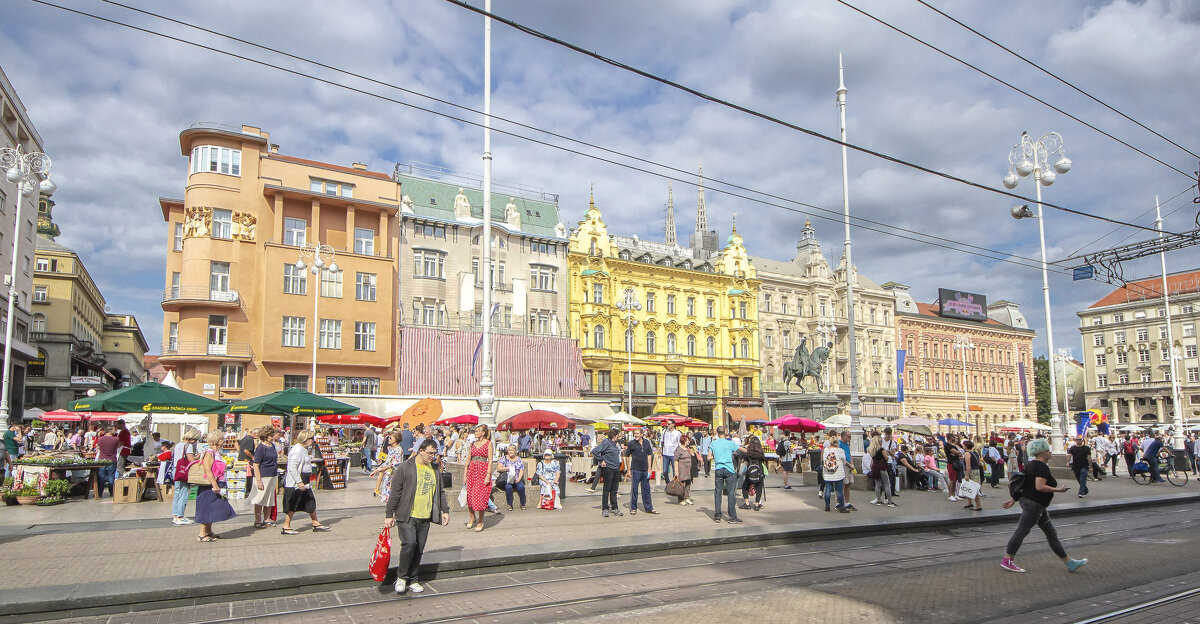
913, 0, 1200, 164
21, 0, 1095, 278
439, 0, 1184, 236
1066, 185, 1197, 258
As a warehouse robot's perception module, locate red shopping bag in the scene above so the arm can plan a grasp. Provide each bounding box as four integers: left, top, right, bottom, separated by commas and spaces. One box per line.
369, 526, 392, 582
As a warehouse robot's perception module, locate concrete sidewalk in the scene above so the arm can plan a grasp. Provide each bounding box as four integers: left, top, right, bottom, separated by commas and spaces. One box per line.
0, 470, 1193, 618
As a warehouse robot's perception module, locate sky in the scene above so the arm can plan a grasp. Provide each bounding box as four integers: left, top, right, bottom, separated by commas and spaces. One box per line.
2, 0, 1198, 360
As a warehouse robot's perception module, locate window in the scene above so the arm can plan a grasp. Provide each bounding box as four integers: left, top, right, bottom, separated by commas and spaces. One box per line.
1114, 331, 1126, 345
354, 321, 376, 351
1182, 304, 1195, 314
284, 375, 308, 390
1118, 373, 1129, 385
310, 178, 354, 198
1097, 376, 1108, 389
646, 331, 656, 353
325, 377, 380, 394
207, 315, 228, 354
1160, 326, 1169, 340
592, 283, 604, 304
355, 272, 377, 301
282, 316, 306, 347
596, 371, 611, 393
35, 258, 47, 272
1117, 350, 1128, 365
781, 297, 788, 314
190, 145, 241, 176
206, 208, 232, 240
283, 264, 307, 295
413, 299, 445, 327
354, 227, 375, 255
220, 364, 244, 389
168, 322, 178, 351
282, 218, 306, 246
320, 268, 342, 297
413, 250, 445, 279
763, 296, 771, 313
1113, 313, 1124, 323
706, 299, 715, 318
417, 223, 446, 238
665, 374, 679, 396
739, 301, 747, 319
1184, 324, 1196, 338
625, 328, 635, 352
686, 297, 695, 316
1136, 328, 1149, 342
593, 325, 605, 349
707, 336, 716, 357
1093, 334, 1105, 347
633, 373, 656, 395
764, 333, 774, 348
667, 294, 676, 314
319, 319, 341, 349
1091, 317, 1102, 326
667, 333, 677, 354
209, 261, 230, 295
530, 265, 556, 291
686, 375, 716, 396
1141, 372, 1152, 383
783, 330, 791, 350
1185, 344, 1197, 358
31, 314, 45, 333
1095, 353, 1106, 367
729, 377, 740, 396
1189, 368, 1200, 383
646, 292, 656, 312
744, 378, 753, 396
33, 286, 47, 303
528, 309, 552, 335
687, 334, 696, 356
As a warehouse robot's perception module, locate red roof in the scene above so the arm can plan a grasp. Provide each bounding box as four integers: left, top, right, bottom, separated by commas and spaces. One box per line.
913, 302, 1004, 326
1088, 270, 1200, 309
268, 153, 393, 181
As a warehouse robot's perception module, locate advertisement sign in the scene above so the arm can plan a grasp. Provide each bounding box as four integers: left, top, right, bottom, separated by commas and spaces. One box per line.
271, 416, 283, 428
224, 413, 236, 425
937, 288, 988, 322
70, 376, 103, 386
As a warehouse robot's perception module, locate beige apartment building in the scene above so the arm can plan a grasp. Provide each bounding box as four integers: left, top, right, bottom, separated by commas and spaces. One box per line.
1077, 270, 1200, 425
752, 220, 899, 417
888, 284, 1036, 431
160, 124, 401, 404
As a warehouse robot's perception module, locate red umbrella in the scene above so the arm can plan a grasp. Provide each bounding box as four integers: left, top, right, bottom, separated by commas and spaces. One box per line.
782, 417, 825, 433
83, 412, 123, 421
646, 413, 689, 425
433, 414, 479, 426
40, 409, 82, 422
681, 419, 709, 428
318, 413, 388, 427
497, 410, 574, 431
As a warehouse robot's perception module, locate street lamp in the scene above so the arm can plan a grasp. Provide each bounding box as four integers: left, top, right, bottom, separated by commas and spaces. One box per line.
1055, 348, 1075, 417
1004, 131, 1072, 451
0, 146, 56, 427
615, 288, 641, 414
954, 335, 975, 424
294, 242, 340, 399
815, 315, 837, 390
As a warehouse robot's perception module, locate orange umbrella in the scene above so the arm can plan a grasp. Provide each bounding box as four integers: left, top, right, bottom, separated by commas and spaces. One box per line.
399, 398, 442, 428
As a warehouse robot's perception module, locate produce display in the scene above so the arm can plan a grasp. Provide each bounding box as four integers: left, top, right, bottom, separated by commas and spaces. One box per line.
13, 451, 111, 466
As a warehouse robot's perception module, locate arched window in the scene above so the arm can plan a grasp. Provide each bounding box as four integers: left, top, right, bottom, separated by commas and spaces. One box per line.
593, 325, 605, 349
625, 328, 634, 352
31, 313, 46, 333
667, 333, 676, 354
740, 338, 750, 359
707, 336, 715, 357
646, 331, 656, 353
687, 335, 696, 356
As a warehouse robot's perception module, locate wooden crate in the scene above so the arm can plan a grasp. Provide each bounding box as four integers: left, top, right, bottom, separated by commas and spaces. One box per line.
113, 478, 145, 504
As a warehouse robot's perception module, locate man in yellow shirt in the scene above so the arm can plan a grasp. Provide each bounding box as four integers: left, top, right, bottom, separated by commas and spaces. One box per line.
384, 439, 449, 594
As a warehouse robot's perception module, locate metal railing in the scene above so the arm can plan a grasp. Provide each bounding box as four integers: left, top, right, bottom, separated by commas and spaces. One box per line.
161, 341, 254, 359
162, 286, 242, 306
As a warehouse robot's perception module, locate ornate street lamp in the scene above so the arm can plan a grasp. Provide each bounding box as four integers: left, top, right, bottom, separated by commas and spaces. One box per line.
295, 242, 340, 399
954, 335, 976, 424
615, 288, 641, 414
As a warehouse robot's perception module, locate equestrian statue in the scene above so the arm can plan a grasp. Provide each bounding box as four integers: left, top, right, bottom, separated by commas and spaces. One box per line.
783, 336, 831, 393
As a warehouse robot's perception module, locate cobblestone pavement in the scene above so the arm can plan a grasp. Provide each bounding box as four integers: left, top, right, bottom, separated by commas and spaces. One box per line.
31, 502, 1200, 624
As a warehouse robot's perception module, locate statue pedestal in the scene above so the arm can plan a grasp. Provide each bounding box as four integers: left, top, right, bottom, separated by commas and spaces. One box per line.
770, 393, 840, 423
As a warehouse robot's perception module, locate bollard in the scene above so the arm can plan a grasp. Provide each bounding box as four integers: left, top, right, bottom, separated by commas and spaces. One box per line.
555, 452, 568, 500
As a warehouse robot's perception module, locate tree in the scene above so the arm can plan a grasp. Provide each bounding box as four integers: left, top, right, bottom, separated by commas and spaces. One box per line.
1033, 356, 1051, 424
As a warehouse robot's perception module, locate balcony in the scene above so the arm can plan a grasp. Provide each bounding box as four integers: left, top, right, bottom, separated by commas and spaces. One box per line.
162, 287, 243, 311
580, 348, 612, 369
159, 341, 254, 363
663, 353, 684, 373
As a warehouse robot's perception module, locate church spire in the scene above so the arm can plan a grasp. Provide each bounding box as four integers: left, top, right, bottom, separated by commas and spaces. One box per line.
695, 163, 707, 233
664, 182, 677, 246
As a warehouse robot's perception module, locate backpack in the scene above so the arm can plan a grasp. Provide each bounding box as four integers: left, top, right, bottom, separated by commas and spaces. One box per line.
746, 462, 764, 481
1122, 440, 1136, 455
777, 439, 791, 457
1008, 472, 1026, 500
173, 443, 198, 482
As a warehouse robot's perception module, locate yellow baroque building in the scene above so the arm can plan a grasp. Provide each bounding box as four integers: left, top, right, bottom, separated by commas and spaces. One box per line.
567, 198, 763, 424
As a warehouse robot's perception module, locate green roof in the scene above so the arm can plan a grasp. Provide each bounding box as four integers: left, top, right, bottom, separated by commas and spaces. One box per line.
397, 173, 562, 238
728, 288, 748, 295
581, 269, 607, 277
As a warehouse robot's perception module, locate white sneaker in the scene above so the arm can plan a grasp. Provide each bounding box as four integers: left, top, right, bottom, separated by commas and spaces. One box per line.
948, 496, 960, 502
870, 499, 879, 504
408, 582, 424, 594
394, 579, 407, 594
178, 517, 195, 525
171, 517, 183, 525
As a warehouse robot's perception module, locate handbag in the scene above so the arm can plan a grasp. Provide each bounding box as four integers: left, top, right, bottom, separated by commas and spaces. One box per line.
173, 443, 197, 482
440, 470, 453, 489
665, 476, 685, 498
368, 526, 392, 582
956, 479, 981, 499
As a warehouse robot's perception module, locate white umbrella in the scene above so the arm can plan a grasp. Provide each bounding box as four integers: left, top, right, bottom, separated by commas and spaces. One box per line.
997, 419, 1052, 431
1116, 424, 1144, 432
894, 416, 938, 427
822, 413, 890, 428
599, 411, 649, 426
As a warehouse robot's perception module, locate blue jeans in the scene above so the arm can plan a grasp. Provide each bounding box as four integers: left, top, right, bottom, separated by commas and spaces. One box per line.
1075, 468, 1089, 495
363, 450, 374, 472
713, 468, 738, 519
662, 455, 674, 481
504, 480, 527, 507
98, 464, 117, 497
172, 480, 191, 517
629, 469, 653, 511
1148, 456, 1164, 482
824, 479, 846, 510
924, 470, 940, 489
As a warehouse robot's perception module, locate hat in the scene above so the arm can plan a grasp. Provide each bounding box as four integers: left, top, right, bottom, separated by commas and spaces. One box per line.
543, 450, 554, 457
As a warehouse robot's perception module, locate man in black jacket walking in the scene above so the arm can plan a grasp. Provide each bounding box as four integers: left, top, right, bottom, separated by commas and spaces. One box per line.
591, 429, 623, 517
384, 439, 449, 594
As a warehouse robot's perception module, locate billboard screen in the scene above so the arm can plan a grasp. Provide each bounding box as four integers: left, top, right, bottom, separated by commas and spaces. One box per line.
937, 288, 988, 322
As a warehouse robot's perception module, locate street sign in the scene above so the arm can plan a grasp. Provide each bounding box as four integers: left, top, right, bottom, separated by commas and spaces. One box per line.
1073, 265, 1094, 281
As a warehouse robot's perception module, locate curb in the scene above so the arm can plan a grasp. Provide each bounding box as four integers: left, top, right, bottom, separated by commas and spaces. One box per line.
2, 491, 1196, 620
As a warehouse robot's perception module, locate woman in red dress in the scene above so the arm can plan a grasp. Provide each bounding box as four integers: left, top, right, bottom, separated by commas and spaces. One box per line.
464, 424, 493, 532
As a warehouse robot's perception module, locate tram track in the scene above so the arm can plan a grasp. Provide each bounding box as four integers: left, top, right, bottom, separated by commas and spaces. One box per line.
1072, 585, 1200, 623
161, 507, 1195, 624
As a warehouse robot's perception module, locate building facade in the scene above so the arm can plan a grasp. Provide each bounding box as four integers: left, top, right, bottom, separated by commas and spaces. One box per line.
1077, 270, 1200, 425
567, 190, 762, 423
888, 284, 1036, 430
161, 124, 401, 402
752, 220, 899, 416
25, 235, 148, 410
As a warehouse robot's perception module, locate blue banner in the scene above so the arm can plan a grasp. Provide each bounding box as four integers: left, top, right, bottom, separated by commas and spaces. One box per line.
896, 349, 906, 402
1075, 412, 1091, 437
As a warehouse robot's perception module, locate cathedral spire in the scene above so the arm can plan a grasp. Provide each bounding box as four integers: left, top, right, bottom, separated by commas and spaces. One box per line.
664, 182, 677, 246
694, 163, 707, 233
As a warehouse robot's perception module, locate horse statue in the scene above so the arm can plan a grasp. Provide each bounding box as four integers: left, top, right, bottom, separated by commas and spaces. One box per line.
783, 337, 831, 393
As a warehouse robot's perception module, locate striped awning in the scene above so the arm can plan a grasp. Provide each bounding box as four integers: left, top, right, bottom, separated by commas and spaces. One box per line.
727, 406, 770, 422
531, 401, 615, 424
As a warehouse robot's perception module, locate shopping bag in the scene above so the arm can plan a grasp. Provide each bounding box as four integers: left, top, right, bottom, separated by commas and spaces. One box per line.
956, 479, 981, 499
665, 477, 685, 498
369, 526, 392, 582
458, 486, 468, 509
538, 489, 559, 510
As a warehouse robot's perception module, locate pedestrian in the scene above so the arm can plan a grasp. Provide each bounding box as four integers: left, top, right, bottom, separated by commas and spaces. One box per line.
95, 427, 120, 497
660, 422, 681, 482
867, 434, 894, 507
497, 444, 526, 511
194, 430, 237, 541
237, 427, 257, 500
362, 425, 377, 474
373, 431, 406, 504
960, 440, 983, 511
1000, 438, 1088, 573
1192, 435, 1200, 477
674, 434, 698, 505
709, 426, 741, 523
281, 430, 330, 534
822, 431, 851, 513
1067, 436, 1091, 497
463, 424, 493, 532
739, 435, 766, 511
897, 445, 925, 490
171, 429, 200, 525
115, 419, 132, 477
984, 440, 1004, 488
3, 423, 20, 480
400, 423, 414, 460
251, 427, 280, 529
1120, 433, 1138, 478
945, 434, 964, 502
778, 433, 794, 490
591, 428, 623, 517
623, 427, 657, 514
383, 439, 449, 595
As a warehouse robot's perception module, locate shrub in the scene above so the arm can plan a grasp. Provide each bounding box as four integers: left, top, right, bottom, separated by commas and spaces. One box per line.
45, 479, 71, 498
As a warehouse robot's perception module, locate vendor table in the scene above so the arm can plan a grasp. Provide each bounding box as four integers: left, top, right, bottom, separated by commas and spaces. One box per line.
12, 462, 111, 499
311, 457, 351, 490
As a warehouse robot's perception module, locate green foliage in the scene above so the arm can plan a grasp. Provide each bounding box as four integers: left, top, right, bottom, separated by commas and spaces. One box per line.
1034, 356, 1051, 424
44, 479, 71, 498
1, 477, 12, 488
15, 484, 40, 497
31, 419, 45, 428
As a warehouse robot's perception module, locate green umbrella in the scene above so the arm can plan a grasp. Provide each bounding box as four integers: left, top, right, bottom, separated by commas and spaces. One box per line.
68, 381, 228, 414
229, 388, 360, 417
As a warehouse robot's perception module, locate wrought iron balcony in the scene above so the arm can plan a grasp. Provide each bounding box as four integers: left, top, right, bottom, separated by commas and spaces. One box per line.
162, 286, 243, 310
159, 341, 254, 362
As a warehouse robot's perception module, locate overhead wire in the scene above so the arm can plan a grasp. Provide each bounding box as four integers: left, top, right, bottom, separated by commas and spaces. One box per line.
1065, 184, 1198, 259
438, 0, 1183, 236
28, 0, 1084, 278
912, 0, 1200, 163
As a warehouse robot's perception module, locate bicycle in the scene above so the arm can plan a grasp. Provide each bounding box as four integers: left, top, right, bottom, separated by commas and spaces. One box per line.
1130, 453, 1188, 486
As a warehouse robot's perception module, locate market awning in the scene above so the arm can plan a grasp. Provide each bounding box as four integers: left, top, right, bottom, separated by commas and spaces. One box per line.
726, 406, 770, 423
531, 401, 614, 424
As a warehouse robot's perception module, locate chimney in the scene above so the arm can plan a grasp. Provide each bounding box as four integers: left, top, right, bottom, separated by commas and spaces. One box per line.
352, 162, 368, 170
270, 144, 280, 154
